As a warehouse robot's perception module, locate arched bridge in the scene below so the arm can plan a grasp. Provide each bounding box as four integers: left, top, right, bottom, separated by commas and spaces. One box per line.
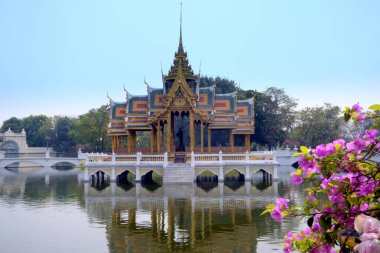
0, 152, 84, 168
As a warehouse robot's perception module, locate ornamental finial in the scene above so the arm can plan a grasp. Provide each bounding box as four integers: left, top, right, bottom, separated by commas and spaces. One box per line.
178, 2, 184, 52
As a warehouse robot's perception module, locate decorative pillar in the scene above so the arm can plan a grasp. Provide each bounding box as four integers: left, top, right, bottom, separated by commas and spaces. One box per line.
161, 123, 164, 148
150, 128, 154, 153
207, 127, 211, 152
189, 112, 195, 151
127, 135, 131, 153
111, 136, 115, 153
229, 130, 234, 152
245, 134, 250, 151
157, 123, 161, 152
167, 113, 172, 153
200, 122, 204, 152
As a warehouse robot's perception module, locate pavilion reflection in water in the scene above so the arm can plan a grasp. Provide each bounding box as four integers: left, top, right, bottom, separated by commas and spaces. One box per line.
84, 180, 278, 253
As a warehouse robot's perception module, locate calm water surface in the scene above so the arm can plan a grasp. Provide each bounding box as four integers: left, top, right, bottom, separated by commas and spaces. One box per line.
0, 166, 304, 253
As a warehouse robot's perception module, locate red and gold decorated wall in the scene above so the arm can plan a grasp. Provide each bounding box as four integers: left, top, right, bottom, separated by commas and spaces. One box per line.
214, 99, 231, 111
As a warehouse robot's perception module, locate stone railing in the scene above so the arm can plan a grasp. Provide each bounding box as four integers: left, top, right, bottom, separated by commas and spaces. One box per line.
190, 151, 276, 167
84, 152, 168, 166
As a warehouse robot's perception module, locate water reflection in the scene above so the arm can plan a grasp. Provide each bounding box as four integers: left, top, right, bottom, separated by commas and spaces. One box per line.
0, 166, 303, 253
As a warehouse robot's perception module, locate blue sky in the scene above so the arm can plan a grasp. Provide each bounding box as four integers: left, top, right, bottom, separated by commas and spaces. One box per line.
0, 0, 379, 125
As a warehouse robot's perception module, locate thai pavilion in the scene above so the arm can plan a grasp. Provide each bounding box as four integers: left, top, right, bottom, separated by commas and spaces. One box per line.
107, 22, 254, 159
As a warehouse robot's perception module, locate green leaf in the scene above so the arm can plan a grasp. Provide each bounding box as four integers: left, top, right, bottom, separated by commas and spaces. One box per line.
369, 104, 380, 111
300, 146, 309, 154
319, 215, 332, 232
307, 216, 314, 228
260, 209, 272, 216
292, 152, 303, 157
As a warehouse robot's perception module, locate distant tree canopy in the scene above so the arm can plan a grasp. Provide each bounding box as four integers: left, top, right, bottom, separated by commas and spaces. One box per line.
1, 76, 359, 152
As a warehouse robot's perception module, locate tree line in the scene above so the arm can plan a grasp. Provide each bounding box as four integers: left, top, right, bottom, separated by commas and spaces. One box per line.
1, 76, 373, 153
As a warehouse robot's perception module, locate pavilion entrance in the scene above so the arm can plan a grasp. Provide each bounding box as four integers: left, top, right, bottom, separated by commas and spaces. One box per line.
172, 111, 189, 152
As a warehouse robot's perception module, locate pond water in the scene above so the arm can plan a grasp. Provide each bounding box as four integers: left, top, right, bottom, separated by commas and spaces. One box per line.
0, 166, 304, 253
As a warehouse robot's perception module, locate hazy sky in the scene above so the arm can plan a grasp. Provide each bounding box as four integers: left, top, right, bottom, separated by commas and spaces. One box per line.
1, 0, 379, 125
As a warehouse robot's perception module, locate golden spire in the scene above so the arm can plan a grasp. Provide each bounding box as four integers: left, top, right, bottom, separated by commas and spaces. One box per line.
165, 2, 195, 81
178, 2, 184, 53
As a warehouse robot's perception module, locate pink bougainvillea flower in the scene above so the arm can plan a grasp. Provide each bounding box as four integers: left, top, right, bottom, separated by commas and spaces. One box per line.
276, 198, 290, 209
332, 139, 346, 147
315, 144, 336, 158
310, 243, 337, 253
347, 138, 366, 153
290, 172, 303, 185
363, 129, 379, 142
356, 113, 366, 123
271, 205, 282, 222
352, 102, 363, 113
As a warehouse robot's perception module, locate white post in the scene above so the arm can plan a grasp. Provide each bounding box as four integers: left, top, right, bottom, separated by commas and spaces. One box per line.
0, 151, 4, 159
84, 167, 89, 181
85, 153, 89, 164
218, 150, 223, 165
272, 151, 277, 161
191, 151, 195, 168
112, 152, 116, 163
135, 167, 141, 182
136, 152, 141, 165
245, 165, 250, 181
273, 166, 279, 181
164, 152, 168, 167
245, 151, 249, 161
77, 148, 82, 158
218, 166, 224, 182
111, 167, 116, 182
45, 150, 50, 158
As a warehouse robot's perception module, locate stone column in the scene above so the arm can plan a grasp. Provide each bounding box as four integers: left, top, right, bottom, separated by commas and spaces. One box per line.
218, 166, 224, 182
111, 167, 116, 182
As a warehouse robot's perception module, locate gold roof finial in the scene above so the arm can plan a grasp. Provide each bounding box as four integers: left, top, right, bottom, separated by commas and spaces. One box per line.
178, 2, 184, 53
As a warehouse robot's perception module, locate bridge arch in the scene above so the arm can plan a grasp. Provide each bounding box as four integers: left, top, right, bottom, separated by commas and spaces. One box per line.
195, 169, 218, 183
224, 168, 245, 182
2, 140, 19, 158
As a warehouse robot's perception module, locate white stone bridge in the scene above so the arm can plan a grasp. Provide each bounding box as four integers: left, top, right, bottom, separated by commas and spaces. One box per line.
0, 151, 84, 168
83, 151, 279, 183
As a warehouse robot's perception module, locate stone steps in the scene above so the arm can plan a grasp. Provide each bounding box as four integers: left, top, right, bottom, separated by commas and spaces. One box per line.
163, 164, 195, 183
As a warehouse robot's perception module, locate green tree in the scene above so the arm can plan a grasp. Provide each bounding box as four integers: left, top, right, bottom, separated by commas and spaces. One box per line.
70, 105, 111, 152
200, 76, 238, 94
290, 103, 342, 147
22, 115, 49, 147
52, 116, 76, 153
253, 87, 298, 150
1, 117, 23, 133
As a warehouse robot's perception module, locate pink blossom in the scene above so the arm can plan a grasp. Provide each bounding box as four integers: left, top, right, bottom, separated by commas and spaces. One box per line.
332, 139, 346, 147
363, 129, 379, 142
315, 144, 336, 158
306, 195, 317, 202
276, 198, 290, 209
290, 172, 302, 185
271, 205, 283, 222
285, 232, 294, 243
283, 243, 293, 253
310, 243, 336, 253
356, 113, 366, 122
352, 102, 363, 113
347, 138, 366, 153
